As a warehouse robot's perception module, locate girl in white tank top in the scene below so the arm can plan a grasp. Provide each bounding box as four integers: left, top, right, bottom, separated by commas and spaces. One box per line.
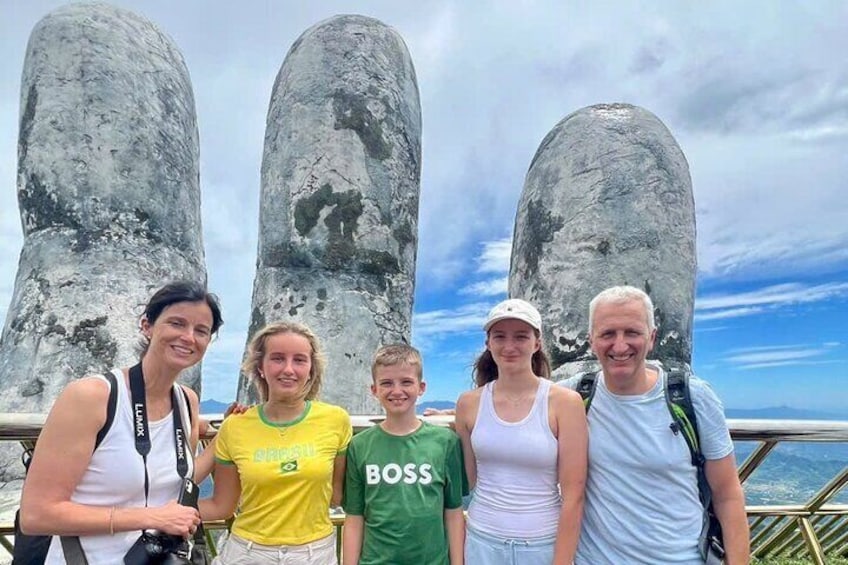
455, 299, 588, 565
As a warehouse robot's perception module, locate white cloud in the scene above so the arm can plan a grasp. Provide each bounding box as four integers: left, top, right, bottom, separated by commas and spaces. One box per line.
725, 348, 823, 365
726, 343, 817, 354
693, 325, 729, 333
721, 342, 842, 370
735, 359, 843, 371
475, 238, 512, 274
412, 302, 491, 341
459, 277, 508, 297
694, 307, 765, 322
695, 282, 848, 321
402, 3, 455, 79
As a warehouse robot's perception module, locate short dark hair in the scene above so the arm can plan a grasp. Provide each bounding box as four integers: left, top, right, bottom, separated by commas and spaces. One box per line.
142, 280, 223, 333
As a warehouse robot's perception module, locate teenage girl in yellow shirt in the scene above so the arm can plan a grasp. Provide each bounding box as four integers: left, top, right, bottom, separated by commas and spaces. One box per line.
200, 322, 352, 564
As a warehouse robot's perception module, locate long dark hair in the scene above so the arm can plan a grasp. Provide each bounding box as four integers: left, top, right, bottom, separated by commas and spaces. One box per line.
472, 330, 552, 387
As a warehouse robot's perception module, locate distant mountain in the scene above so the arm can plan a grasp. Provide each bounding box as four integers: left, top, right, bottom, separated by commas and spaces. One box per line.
726, 406, 848, 420
417, 400, 456, 414
200, 399, 230, 414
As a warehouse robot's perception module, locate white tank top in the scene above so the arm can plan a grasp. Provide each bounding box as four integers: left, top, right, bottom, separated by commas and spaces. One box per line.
45, 368, 194, 564
468, 377, 561, 538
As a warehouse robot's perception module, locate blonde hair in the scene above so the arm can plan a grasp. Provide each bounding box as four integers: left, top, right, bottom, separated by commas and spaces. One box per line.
241, 322, 326, 402
371, 344, 423, 381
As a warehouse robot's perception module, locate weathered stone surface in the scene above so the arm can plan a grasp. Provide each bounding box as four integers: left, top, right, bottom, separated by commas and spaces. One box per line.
0, 1, 207, 441
241, 15, 421, 413
510, 103, 696, 378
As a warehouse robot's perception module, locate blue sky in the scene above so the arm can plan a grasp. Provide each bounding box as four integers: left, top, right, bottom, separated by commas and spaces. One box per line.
1, 1, 846, 414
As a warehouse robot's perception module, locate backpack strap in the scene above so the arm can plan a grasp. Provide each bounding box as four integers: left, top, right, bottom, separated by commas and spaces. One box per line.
60, 535, 89, 565
663, 365, 724, 557
663, 366, 702, 467
576, 372, 599, 412
94, 370, 119, 451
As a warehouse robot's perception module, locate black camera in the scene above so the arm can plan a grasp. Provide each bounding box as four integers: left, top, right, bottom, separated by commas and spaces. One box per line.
123, 531, 191, 565
124, 479, 199, 564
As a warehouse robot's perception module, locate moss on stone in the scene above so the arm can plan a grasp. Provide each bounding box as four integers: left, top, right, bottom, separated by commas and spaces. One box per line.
520, 199, 565, 276
359, 250, 400, 276
18, 83, 38, 169
20, 378, 45, 398
68, 316, 117, 364
19, 172, 83, 232
392, 219, 415, 253
332, 90, 391, 161
550, 335, 591, 369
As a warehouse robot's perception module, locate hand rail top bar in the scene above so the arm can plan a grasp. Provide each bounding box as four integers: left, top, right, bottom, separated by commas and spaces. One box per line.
1, 414, 847, 442
0, 413, 846, 560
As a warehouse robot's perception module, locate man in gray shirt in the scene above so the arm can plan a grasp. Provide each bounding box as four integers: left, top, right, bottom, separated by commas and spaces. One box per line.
559, 285, 749, 564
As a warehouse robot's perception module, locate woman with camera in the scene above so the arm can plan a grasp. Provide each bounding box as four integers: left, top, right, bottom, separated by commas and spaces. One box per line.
199, 321, 352, 564
20, 281, 223, 564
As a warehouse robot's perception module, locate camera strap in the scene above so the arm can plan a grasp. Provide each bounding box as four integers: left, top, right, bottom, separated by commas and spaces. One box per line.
129, 363, 191, 506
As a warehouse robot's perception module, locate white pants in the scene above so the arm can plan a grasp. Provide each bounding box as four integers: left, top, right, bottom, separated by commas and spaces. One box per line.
213, 531, 337, 565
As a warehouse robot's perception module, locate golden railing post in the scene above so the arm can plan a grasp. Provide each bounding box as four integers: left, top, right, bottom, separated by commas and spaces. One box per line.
737, 440, 777, 483
798, 516, 827, 565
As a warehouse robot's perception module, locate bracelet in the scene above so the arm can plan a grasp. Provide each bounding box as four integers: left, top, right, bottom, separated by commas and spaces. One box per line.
109, 506, 115, 536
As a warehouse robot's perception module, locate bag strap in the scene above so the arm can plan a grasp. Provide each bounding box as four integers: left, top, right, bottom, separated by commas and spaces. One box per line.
663, 365, 724, 555
576, 372, 598, 412
664, 367, 702, 467
664, 366, 711, 502
60, 535, 89, 565
94, 371, 119, 450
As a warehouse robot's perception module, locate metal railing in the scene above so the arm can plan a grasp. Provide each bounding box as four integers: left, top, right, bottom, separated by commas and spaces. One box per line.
0, 414, 846, 562
732, 419, 848, 564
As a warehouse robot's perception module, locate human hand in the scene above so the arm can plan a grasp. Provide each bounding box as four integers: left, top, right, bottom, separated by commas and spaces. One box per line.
151, 500, 201, 538
224, 402, 249, 418
423, 408, 456, 416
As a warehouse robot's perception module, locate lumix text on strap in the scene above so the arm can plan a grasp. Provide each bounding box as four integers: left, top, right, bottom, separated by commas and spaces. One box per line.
128, 363, 190, 505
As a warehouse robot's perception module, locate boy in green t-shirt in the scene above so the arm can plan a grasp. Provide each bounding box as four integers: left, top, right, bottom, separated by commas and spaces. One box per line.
342, 344, 467, 565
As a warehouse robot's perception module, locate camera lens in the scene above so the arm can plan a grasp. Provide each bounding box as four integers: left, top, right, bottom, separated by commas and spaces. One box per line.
145, 538, 165, 555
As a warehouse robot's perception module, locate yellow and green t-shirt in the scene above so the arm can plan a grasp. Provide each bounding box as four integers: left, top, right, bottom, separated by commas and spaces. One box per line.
215, 401, 352, 545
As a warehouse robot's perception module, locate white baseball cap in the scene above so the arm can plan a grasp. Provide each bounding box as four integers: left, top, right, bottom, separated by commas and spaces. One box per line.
483, 299, 542, 332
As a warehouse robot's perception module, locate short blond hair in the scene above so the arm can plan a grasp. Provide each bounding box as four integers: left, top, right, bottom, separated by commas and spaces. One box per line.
371, 344, 423, 382
241, 322, 326, 402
